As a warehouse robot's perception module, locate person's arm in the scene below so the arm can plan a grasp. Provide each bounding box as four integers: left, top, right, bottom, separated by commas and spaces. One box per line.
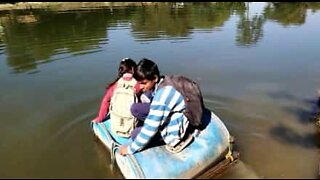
92, 83, 116, 123
120, 87, 174, 155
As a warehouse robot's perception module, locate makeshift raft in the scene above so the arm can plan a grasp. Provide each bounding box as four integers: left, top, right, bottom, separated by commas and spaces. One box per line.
91, 109, 239, 178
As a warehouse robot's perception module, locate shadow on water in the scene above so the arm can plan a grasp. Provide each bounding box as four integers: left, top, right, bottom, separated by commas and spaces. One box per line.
266, 90, 320, 149
267, 90, 319, 124
285, 106, 317, 125
204, 91, 320, 178
269, 124, 320, 149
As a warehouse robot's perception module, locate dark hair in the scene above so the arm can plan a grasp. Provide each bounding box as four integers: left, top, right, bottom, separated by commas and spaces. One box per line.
118, 58, 137, 78
106, 58, 137, 89
134, 58, 160, 82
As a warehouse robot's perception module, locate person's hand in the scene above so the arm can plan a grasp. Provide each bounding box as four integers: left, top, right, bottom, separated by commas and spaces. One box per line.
119, 145, 128, 156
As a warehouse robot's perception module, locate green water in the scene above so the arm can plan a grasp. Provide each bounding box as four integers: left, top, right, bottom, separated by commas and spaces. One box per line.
0, 2, 320, 178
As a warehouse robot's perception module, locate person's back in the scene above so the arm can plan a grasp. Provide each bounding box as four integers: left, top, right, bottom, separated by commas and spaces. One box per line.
91, 58, 138, 124
109, 73, 137, 137
158, 75, 204, 128
149, 85, 190, 147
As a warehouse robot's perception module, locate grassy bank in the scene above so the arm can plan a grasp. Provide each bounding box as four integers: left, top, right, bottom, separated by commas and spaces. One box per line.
0, 2, 160, 11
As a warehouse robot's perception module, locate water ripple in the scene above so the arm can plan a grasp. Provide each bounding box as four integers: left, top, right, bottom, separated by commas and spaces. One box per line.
47, 112, 94, 145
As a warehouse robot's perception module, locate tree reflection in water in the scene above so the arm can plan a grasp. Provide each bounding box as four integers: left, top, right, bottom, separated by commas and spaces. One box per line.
0, 2, 319, 73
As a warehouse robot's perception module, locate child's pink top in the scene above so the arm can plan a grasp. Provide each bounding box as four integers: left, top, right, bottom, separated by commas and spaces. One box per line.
92, 73, 141, 123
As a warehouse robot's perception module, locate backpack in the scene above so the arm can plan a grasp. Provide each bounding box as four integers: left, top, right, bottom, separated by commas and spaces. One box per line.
158, 75, 204, 127
109, 77, 137, 137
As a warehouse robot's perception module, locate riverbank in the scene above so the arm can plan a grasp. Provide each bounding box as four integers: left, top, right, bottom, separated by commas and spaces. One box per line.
0, 2, 160, 11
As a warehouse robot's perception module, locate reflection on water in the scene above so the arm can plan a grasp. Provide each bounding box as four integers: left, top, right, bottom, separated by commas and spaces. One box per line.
0, 9, 113, 73
0, 2, 320, 178
264, 2, 314, 26
0, 2, 319, 73
236, 10, 265, 47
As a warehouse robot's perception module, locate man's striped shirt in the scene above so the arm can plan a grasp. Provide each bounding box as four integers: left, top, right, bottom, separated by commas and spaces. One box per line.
127, 85, 189, 154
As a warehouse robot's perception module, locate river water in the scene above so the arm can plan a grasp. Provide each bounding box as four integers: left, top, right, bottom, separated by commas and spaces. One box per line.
0, 2, 320, 178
